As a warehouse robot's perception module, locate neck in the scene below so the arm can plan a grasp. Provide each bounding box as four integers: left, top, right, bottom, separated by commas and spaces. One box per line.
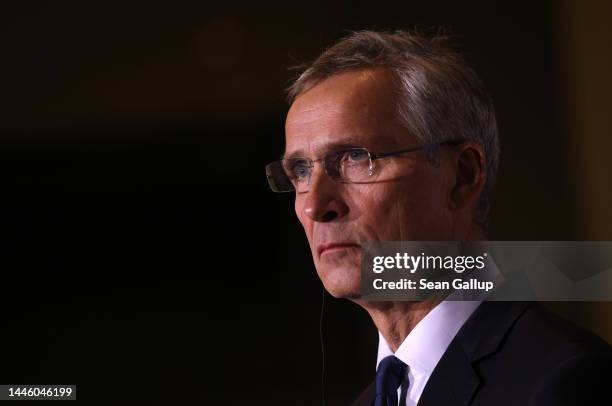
357, 299, 442, 352
356, 222, 488, 351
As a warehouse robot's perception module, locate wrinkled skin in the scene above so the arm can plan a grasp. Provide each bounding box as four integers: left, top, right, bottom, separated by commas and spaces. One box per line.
284, 68, 487, 348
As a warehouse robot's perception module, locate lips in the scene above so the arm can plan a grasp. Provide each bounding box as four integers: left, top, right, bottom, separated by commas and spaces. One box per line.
317, 242, 361, 257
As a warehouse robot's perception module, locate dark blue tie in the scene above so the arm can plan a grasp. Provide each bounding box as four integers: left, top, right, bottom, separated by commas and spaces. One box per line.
374, 355, 408, 406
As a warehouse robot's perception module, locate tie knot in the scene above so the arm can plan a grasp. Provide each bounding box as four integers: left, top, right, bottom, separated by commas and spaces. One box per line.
375, 355, 407, 395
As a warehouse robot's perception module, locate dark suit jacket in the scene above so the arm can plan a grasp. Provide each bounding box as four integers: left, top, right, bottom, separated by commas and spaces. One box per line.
351, 301, 611, 406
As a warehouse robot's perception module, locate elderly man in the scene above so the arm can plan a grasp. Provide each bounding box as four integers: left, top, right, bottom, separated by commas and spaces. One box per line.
266, 31, 610, 405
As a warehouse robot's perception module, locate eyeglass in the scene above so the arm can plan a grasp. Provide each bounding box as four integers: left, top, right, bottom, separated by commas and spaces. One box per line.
265, 141, 460, 193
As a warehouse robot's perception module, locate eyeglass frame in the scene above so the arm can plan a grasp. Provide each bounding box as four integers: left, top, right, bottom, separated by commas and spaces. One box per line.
265, 140, 462, 193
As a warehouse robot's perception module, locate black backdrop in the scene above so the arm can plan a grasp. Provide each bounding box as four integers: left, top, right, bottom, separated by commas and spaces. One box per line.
1, 1, 589, 404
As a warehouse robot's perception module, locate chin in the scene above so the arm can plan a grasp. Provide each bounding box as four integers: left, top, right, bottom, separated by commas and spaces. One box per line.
317, 264, 362, 299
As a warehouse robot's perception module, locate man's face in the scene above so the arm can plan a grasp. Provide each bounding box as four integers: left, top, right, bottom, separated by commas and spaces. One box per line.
284, 68, 456, 299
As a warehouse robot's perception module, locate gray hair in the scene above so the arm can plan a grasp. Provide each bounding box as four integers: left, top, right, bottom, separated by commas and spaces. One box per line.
287, 30, 499, 228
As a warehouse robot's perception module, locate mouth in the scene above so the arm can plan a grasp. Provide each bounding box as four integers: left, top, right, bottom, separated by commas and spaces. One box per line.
317, 242, 361, 257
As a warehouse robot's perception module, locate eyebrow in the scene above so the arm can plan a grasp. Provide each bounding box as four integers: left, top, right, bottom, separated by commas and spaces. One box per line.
282, 139, 363, 160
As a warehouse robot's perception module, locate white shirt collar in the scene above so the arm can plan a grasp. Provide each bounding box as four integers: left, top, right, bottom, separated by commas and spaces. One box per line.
376, 300, 482, 375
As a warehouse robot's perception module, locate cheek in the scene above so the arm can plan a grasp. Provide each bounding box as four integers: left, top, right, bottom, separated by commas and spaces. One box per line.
355, 175, 450, 239
394, 180, 451, 238
348, 187, 403, 239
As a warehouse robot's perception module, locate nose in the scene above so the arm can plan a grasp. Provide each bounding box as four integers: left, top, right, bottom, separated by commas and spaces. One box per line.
303, 165, 349, 222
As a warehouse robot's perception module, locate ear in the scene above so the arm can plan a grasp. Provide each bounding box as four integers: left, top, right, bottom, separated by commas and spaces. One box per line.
449, 141, 487, 213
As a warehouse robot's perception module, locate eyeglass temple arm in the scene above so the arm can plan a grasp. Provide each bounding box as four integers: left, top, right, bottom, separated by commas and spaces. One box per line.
370, 141, 461, 160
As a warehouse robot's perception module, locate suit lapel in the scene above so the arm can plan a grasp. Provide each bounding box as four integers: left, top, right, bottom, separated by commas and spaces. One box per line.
351, 302, 532, 406
417, 339, 479, 406
417, 301, 532, 406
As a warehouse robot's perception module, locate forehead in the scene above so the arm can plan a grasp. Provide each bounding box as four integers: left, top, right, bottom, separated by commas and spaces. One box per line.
284, 68, 409, 157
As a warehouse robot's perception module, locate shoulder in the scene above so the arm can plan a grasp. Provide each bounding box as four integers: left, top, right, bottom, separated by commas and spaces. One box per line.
501, 302, 609, 361
469, 302, 611, 405
461, 301, 609, 358
528, 347, 611, 405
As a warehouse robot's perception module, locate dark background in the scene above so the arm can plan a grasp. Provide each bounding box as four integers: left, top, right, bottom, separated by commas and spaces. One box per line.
2, 1, 611, 404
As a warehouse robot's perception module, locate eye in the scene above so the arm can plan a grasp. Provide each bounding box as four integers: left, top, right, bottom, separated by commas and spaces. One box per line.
286, 159, 311, 180
345, 149, 369, 163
